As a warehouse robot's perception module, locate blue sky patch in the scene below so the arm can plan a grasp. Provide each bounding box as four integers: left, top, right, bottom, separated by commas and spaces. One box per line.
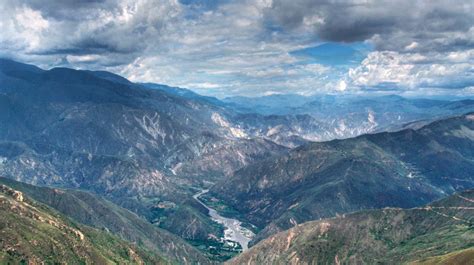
290, 42, 372, 67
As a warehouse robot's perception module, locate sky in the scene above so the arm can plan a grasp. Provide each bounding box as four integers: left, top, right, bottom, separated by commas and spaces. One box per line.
0, 0, 473, 98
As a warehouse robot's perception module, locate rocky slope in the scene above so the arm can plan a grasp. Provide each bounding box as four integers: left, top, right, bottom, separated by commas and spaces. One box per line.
0, 183, 167, 264
227, 190, 474, 264
0, 177, 210, 264
211, 113, 474, 242
0, 59, 284, 185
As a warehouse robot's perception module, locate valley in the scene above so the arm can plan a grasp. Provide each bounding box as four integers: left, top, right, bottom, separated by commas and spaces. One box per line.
2, 1, 473, 263
193, 189, 255, 251
0, 58, 473, 264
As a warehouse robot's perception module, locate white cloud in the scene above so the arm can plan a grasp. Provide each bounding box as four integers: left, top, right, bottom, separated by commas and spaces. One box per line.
404, 42, 418, 51
0, 0, 473, 97
1, 5, 50, 52
66, 54, 101, 64
336, 80, 347, 91
348, 51, 415, 88
347, 50, 474, 92
185, 82, 221, 89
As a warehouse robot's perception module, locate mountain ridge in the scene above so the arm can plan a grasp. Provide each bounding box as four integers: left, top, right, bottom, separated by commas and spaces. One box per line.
2, 58, 474, 262
210, 113, 474, 243
227, 189, 474, 264
0, 177, 211, 264
0, 181, 169, 264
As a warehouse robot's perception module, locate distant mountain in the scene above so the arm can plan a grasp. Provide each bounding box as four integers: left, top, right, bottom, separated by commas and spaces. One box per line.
224, 94, 474, 117
144, 85, 474, 148
0, 177, 210, 264
228, 189, 474, 264
141, 82, 225, 106
210, 113, 474, 243
0, 182, 167, 264
223, 94, 312, 114
224, 94, 474, 147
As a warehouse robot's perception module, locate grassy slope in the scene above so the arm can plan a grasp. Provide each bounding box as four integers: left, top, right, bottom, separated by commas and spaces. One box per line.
0, 184, 167, 264
409, 247, 474, 265
0, 177, 211, 264
228, 190, 474, 265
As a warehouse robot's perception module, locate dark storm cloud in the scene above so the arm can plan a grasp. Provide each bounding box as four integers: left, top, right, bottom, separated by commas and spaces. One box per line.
265, 0, 473, 52
1, 0, 181, 68
179, 0, 231, 10
13, 0, 112, 20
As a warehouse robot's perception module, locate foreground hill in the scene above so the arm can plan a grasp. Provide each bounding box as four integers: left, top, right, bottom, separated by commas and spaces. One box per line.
0, 183, 166, 264
211, 113, 474, 242
0, 177, 210, 264
228, 190, 474, 264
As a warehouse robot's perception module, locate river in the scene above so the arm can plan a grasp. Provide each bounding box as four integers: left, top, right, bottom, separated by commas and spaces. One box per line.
192, 189, 255, 251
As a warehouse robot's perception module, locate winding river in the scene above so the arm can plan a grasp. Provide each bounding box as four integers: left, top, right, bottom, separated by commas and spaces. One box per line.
193, 189, 255, 251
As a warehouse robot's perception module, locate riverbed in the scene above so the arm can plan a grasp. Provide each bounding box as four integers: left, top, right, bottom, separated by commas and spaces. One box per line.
193, 189, 255, 251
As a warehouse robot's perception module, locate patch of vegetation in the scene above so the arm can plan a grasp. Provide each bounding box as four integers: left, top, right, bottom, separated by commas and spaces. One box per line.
189, 238, 242, 262
228, 190, 474, 265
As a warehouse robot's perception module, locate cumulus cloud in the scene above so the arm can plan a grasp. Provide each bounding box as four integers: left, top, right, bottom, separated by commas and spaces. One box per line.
263, 0, 474, 94
1, 0, 181, 64
347, 50, 474, 92
0, 0, 472, 96
265, 0, 473, 53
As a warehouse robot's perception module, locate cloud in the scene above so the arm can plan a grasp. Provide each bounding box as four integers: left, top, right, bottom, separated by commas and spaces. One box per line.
0, 0, 473, 97
1, 0, 181, 63
185, 82, 221, 89
347, 50, 474, 92
336, 80, 347, 91
265, 0, 473, 53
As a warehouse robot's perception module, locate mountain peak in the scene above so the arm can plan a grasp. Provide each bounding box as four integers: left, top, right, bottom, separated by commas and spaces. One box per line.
0, 58, 44, 74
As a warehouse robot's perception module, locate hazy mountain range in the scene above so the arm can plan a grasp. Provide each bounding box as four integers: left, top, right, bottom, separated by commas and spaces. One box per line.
1, 58, 473, 263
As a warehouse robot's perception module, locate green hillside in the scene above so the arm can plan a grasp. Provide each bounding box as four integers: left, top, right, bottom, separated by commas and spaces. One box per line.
0, 183, 167, 264
0, 177, 211, 264
228, 190, 474, 264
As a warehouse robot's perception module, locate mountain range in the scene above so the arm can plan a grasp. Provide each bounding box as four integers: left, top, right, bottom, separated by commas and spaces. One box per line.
210, 113, 474, 243
1, 58, 473, 263
228, 189, 474, 264
0, 58, 286, 254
